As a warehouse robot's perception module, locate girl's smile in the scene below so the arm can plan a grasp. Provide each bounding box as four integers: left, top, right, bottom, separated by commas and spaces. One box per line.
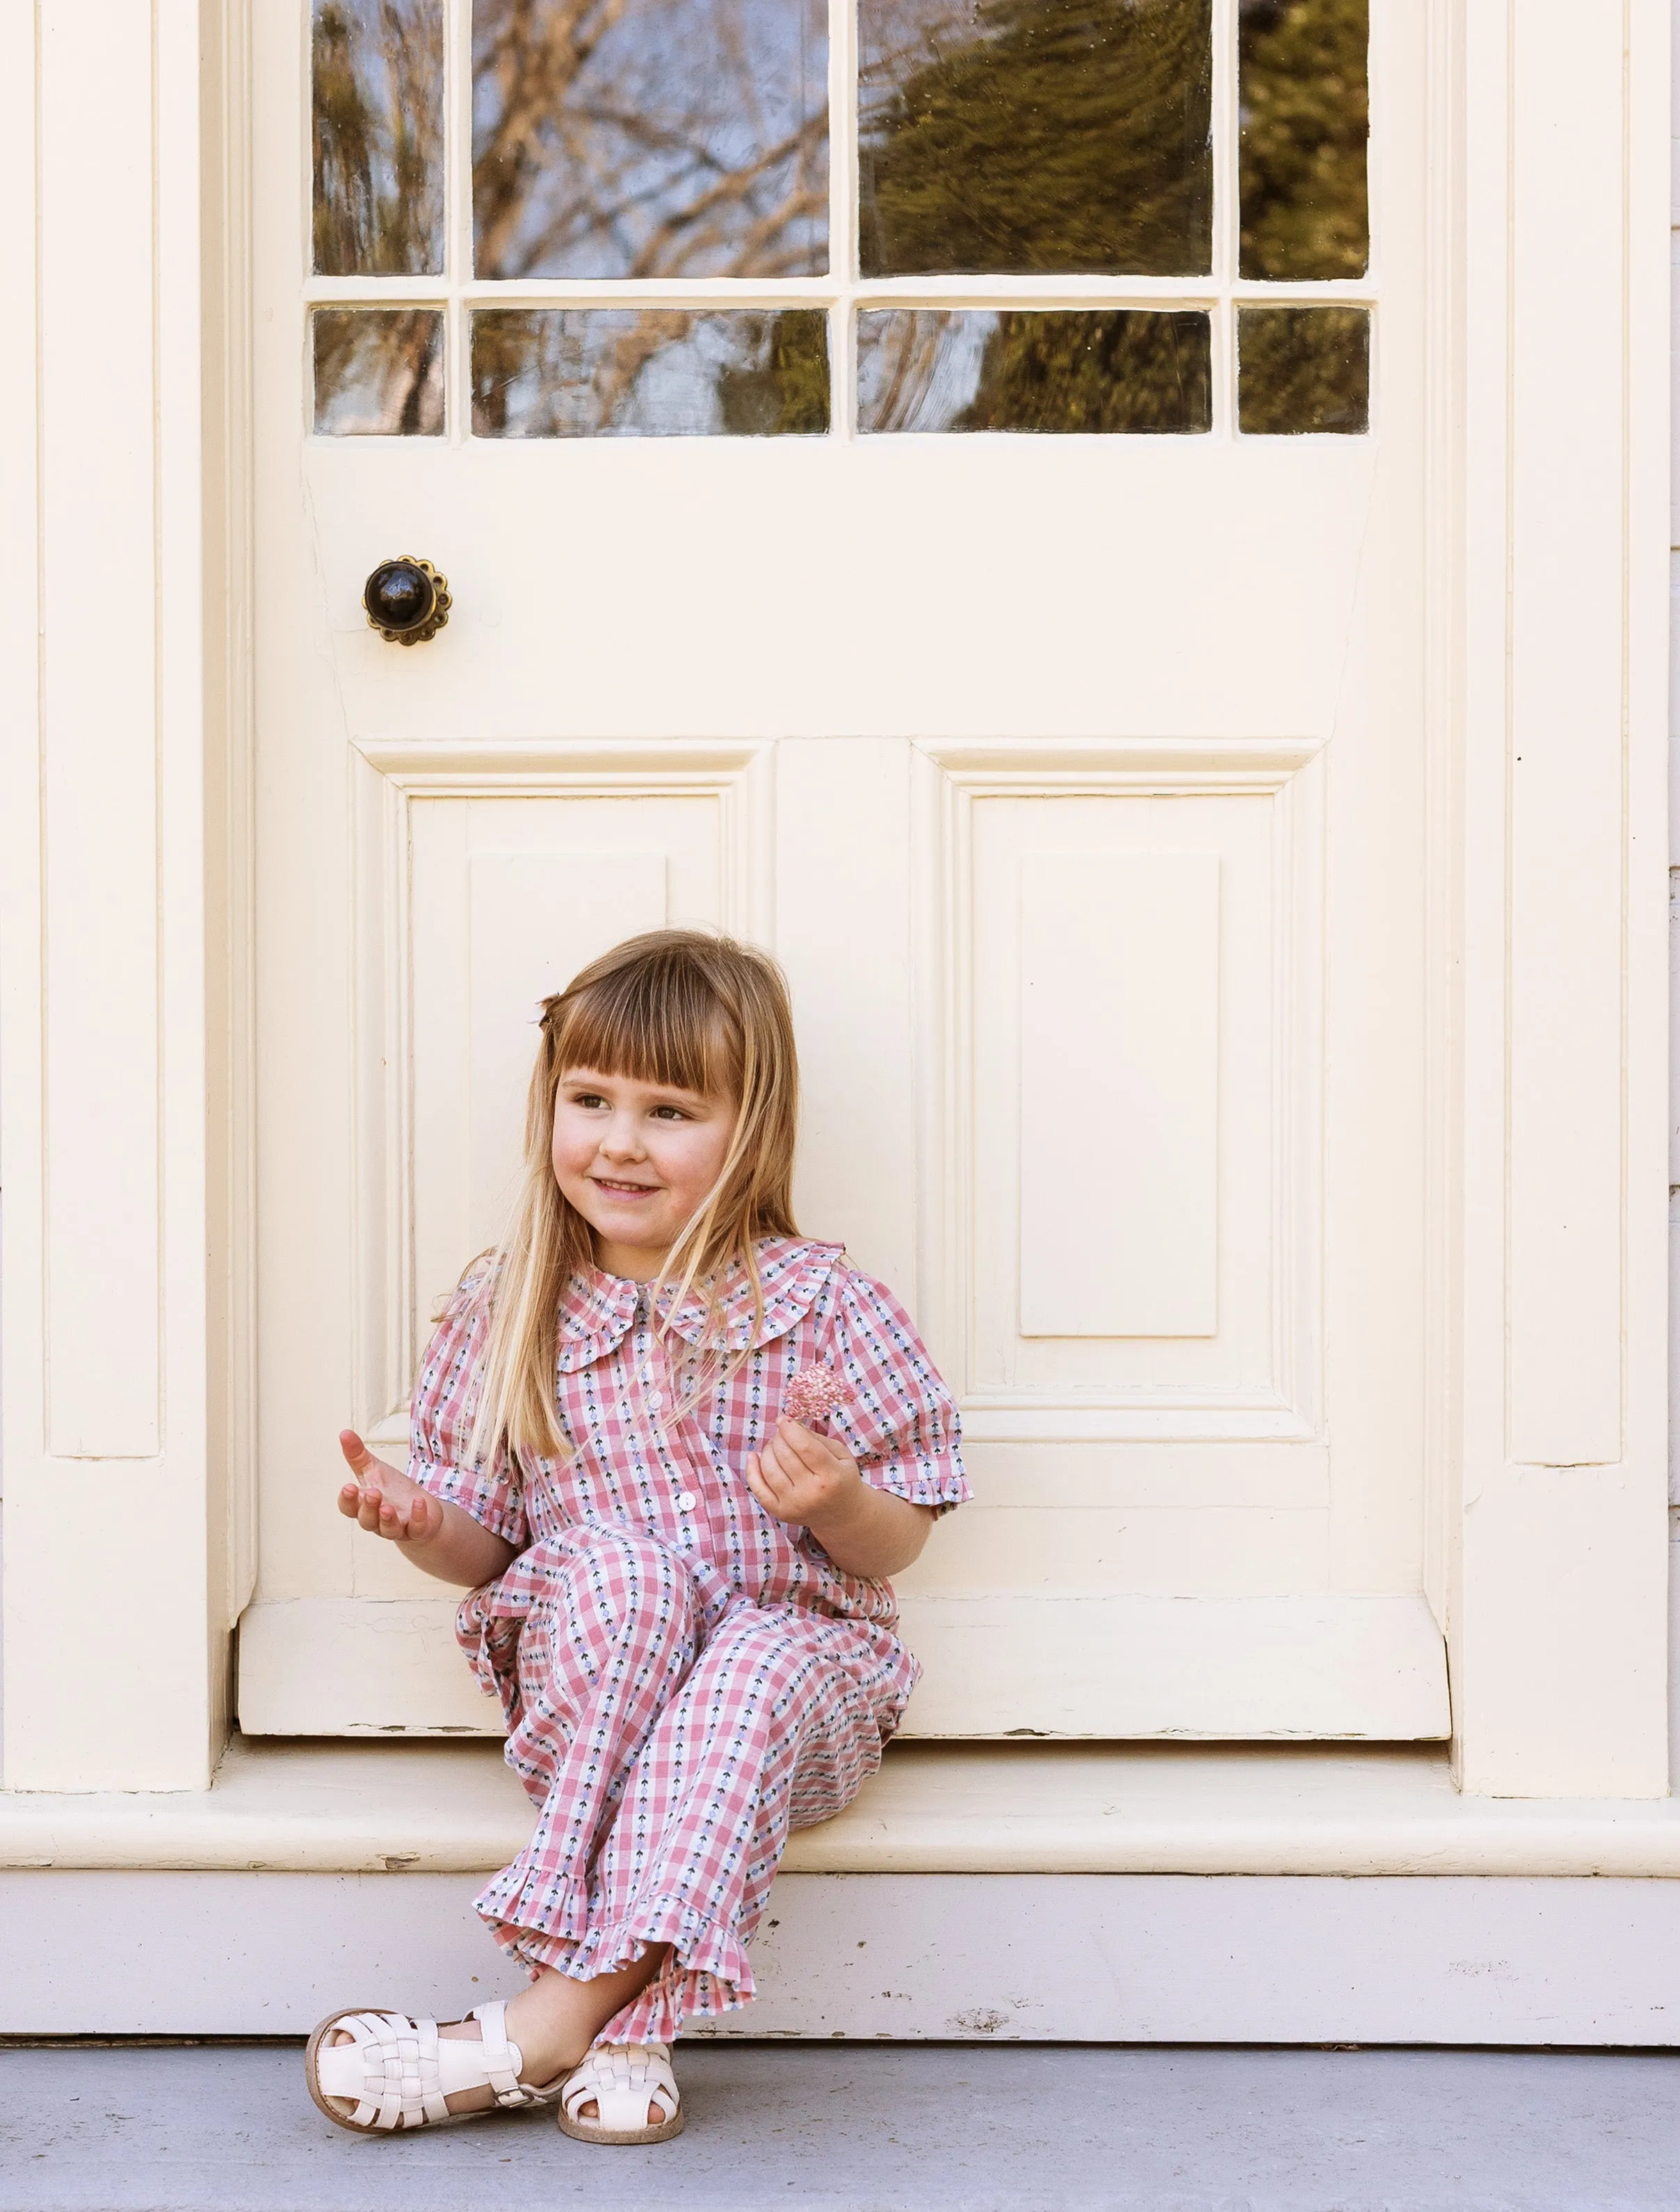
551, 1065, 737, 1281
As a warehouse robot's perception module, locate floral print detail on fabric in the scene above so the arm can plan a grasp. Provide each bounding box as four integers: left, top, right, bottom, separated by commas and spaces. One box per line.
781, 1362, 847, 1426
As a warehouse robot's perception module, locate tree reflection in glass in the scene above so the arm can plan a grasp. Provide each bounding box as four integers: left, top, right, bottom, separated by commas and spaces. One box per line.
1237, 306, 1368, 433
312, 0, 446, 274
314, 309, 446, 433
857, 309, 1211, 432
472, 0, 828, 278
471, 309, 829, 433
859, 0, 1211, 277
1238, 0, 1368, 280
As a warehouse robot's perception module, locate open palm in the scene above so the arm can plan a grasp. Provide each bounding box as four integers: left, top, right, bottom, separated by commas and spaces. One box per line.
337, 1428, 444, 1544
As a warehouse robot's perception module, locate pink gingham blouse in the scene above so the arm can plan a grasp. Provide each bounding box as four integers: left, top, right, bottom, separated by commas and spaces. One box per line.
409, 1237, 970, 1628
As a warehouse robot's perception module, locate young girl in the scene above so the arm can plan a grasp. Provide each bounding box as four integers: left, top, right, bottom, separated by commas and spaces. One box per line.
305, 929, 968, 2145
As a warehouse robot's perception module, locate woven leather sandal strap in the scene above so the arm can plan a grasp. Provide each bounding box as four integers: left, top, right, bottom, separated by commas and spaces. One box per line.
343, 2010, 447, 2130
312, 2004, 554, 2130
469, 2000, 540, 2106
562, 2042, 680, 2131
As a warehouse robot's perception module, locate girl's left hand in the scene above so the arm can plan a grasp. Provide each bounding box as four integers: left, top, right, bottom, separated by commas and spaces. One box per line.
745, 1417, 862, 1528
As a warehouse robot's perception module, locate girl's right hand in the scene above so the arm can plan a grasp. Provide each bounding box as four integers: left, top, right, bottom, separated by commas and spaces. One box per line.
337, 1428, 445, 1548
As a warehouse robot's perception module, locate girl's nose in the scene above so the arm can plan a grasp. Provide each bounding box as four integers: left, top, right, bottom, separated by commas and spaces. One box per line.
599, 1113, 645, 1161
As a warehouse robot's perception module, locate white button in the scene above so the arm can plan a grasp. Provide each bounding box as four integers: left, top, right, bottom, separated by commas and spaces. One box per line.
677, 1490, 697, 1511
647, 1393, 661, 1414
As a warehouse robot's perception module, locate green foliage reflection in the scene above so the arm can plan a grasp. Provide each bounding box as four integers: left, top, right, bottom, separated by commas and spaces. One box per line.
858, 309, 1209, 433
860, 0, 1213, 277
964, 310, 1210, 431
1238, 0, 1368, 280
1237, 306, 1368, 433
718, 315, 830, 435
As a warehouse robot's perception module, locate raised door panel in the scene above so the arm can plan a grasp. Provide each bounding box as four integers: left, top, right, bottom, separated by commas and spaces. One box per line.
920, 744, 1323, 1455
1016, 847, 1222, 1343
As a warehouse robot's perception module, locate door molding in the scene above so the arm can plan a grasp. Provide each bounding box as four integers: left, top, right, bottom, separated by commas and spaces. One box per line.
348, 737, 775, 1436
1439, 0, 1671, 1795
910, 736, 1325, 1448
0, 0, 259, 1790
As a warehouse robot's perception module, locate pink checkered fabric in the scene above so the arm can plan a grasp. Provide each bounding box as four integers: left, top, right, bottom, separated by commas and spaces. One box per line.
408, 1238, 969, 2040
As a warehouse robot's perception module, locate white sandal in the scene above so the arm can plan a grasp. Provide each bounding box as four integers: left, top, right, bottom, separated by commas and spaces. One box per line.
305, 2001, 563, 2133
557, 2040, 684, 2145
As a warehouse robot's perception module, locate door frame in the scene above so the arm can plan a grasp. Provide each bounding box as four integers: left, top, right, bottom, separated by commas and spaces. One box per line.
0, 0, 1667, 1798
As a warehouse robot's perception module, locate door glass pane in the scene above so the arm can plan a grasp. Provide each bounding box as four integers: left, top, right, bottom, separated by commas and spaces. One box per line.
471, 309, 830, 435
1238, 0, 1368, 280
313, 308, 446, 433
857, 309, 1211, 433
1236, 305, 1368, 433
859, 0, 1212, 277
312, 0, 446, 275
472, 0, 828, 278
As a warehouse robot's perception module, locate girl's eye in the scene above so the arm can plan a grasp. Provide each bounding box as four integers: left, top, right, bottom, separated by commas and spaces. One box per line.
652, 1105, 689, 1122
573, 1093, 607, 1110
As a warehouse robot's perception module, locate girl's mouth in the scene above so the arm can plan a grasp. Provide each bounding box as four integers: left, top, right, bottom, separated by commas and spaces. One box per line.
593, 1178, 661, 1198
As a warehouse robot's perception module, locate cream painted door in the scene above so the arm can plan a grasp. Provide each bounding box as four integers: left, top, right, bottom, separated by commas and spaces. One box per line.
237, 0, 1448, 1739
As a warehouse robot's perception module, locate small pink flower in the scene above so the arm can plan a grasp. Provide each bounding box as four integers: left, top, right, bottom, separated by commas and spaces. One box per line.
782, 1364, 846, 1426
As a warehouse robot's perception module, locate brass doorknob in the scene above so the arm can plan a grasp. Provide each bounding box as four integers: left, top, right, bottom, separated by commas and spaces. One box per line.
364, 557, 451, 645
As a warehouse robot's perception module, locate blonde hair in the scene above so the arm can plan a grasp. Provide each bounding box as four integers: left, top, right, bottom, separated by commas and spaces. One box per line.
467, 928, 801, 1464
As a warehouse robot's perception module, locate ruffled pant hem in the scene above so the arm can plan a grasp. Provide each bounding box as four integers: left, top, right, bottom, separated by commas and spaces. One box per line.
477, 1887, 756, 2043
474, 1857, 592, 1942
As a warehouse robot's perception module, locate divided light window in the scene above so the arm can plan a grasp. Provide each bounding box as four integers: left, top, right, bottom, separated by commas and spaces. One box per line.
307, 0, 1371, 439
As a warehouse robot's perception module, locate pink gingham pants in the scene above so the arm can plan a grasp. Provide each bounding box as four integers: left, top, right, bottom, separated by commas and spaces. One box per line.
462, 1524, 916, 2044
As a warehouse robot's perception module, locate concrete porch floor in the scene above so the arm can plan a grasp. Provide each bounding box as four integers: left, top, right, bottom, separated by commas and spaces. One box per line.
3, 2042, 1679, 2211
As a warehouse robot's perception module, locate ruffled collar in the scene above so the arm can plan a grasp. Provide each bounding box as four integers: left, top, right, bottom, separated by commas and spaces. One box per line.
555, 1236, 844, 1373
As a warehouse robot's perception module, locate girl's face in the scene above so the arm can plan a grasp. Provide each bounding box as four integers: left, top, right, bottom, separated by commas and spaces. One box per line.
551, 1065, 738, 1282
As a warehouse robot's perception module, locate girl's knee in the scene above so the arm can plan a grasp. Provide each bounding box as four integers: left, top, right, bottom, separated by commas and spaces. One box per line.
569, 1524, 698, 1643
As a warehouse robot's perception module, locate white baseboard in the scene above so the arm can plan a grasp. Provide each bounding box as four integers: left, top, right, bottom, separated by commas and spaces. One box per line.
3, 1870, 1677, 2045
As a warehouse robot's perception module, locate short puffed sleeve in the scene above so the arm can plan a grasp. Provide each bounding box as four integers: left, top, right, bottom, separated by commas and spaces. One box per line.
407, 1266, 528, 1549
816, 1267, 970, 1517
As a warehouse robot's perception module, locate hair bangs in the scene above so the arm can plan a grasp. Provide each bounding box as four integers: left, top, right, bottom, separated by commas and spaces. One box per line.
551, 948, 741, 1102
